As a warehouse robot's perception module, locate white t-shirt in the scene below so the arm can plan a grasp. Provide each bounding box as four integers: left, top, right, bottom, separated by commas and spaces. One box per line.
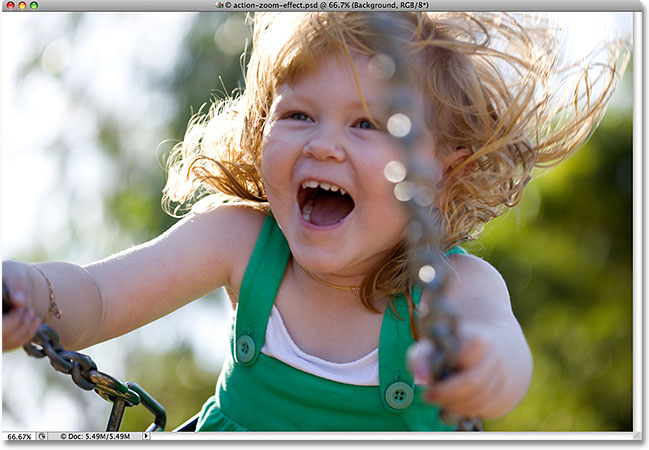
261, 305, 380, 386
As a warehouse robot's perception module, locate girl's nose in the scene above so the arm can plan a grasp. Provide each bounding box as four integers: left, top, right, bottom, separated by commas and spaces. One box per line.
302, 129, 346, 162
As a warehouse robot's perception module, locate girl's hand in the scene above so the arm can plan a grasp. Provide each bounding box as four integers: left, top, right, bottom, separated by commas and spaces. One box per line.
408, 322, 517, 419
2, 261, 42, 351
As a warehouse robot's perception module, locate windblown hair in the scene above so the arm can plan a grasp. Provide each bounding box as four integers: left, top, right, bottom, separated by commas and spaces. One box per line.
163, 12, 629, 314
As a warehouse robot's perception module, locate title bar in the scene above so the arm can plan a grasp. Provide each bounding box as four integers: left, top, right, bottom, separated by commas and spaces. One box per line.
1, 0, 643, 12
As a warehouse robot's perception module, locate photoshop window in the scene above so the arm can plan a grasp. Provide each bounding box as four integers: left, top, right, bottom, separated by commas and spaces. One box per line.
1, 1, 639, 441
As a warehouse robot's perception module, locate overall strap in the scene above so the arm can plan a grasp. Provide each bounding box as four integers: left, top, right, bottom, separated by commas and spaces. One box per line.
445, 246, 467, 256
378, 286, 422, 413
378, 246, 463, 413
233, 214, 290, 366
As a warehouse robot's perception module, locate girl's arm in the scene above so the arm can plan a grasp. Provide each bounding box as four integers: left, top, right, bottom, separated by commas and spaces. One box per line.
414, 253, 533, 419
2, 204, 264, 351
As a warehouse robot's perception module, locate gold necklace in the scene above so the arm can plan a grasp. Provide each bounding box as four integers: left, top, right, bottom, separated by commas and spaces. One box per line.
298, 264, 361, 292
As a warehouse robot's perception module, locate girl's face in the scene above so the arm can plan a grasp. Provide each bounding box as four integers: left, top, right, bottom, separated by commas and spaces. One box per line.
261, 52, 437, 279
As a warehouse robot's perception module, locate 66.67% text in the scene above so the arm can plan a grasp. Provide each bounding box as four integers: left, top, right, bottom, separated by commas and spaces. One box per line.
5, 434, 33, 440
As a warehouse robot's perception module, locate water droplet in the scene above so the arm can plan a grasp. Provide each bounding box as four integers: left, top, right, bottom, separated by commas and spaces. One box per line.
414, 186, 435, 207
418, 265, 436, 283
368, 53, 396, 79
41, 39, 71, 75
387, 114, 411, 138
394, 181, 415, 201
384, 160, 407, 183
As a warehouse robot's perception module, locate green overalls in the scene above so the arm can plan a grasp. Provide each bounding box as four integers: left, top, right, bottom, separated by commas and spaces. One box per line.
196, 214, 461, 431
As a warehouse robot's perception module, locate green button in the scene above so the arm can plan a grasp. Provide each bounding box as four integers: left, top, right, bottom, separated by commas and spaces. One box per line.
236, 335, 255, 363
385, 381, 414, 410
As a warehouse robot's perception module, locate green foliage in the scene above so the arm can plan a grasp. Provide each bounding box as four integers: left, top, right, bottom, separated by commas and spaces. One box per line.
119, 344, 217, 431
104, 13, 250, 244
475, 92, 633, 430
89, 14, 247, 432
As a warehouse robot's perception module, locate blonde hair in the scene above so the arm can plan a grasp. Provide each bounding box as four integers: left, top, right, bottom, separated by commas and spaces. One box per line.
163, 12, 630, 313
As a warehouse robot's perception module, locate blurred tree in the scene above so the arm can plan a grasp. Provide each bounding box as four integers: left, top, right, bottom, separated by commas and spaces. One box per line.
115, 13, 251, 431
119, 344, 217, 431
478, 63, 633, 431
105, 12, 250, 245
3, 12, 247, 431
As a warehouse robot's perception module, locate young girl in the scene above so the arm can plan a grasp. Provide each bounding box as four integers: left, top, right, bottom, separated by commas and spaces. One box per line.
2, 12, 628, 431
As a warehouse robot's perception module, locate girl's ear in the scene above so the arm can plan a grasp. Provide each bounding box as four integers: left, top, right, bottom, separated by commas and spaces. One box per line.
442, 148, 475, 178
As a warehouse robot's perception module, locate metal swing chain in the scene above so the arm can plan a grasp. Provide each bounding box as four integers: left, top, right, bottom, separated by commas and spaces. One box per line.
371, 13, 482, 431
3, 284, 166, 432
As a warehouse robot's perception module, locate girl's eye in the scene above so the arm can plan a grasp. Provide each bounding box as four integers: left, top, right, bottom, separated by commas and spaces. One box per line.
355, 119, 376, 130
290, 112, 311, 121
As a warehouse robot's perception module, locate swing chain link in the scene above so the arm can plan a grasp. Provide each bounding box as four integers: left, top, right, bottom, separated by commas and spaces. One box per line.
21, 323, 166, 432
371, 13, 482, 431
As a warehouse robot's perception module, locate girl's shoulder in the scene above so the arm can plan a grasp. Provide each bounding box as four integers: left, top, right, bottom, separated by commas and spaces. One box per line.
184, 202, 267, 301
445, 253, 511, 310
192, 200, 267, 232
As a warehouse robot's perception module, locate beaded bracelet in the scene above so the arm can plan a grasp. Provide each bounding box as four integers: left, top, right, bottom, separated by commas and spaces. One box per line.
34, 266, 62, 321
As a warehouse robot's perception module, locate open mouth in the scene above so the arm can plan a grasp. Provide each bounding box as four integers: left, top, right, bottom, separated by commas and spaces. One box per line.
297, 180, 355, 226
